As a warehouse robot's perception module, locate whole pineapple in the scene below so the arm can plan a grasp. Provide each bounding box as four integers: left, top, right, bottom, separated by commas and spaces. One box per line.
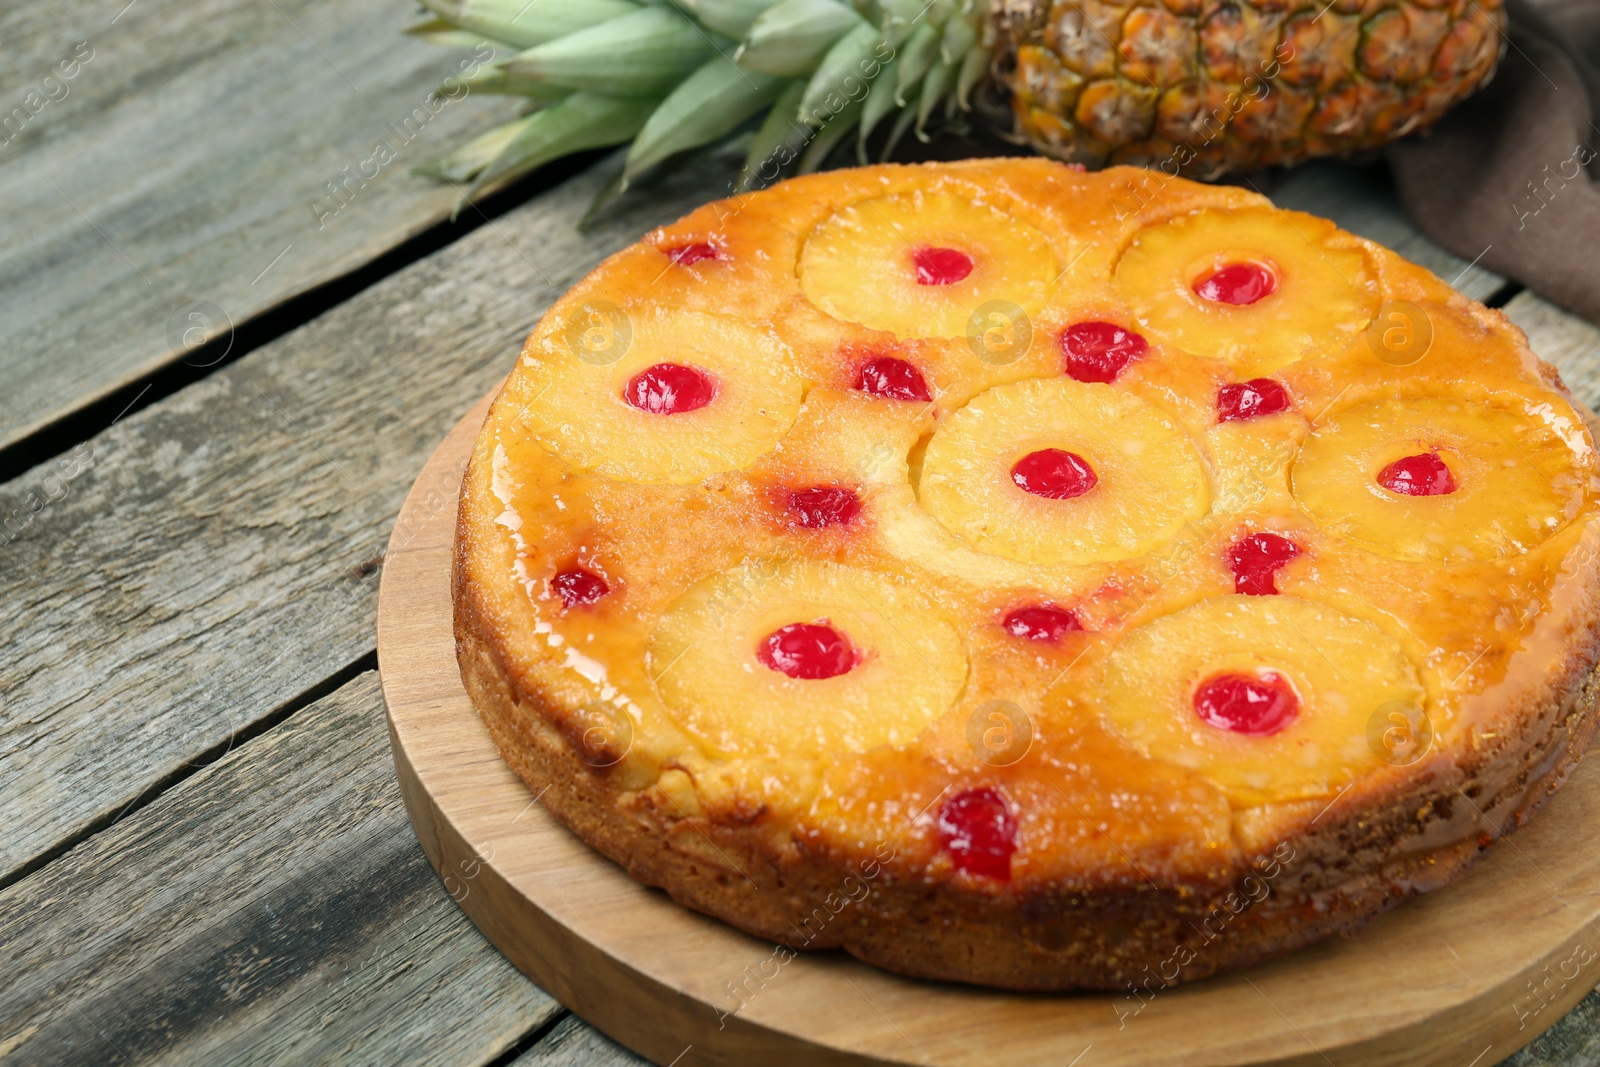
998, 0, 1506, 175
412, 0, 1505, 199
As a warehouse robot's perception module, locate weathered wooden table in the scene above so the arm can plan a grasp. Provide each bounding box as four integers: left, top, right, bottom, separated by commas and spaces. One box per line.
3, 2, 1599, 1064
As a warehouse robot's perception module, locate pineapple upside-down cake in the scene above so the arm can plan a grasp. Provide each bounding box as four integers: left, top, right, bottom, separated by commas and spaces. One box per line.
454, 158, 1600, 990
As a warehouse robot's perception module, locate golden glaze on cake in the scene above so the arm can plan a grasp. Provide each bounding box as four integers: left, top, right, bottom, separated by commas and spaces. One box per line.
454, 159, 1600, 991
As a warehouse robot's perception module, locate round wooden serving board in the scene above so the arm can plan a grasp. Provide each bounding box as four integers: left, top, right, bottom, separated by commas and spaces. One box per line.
378, 391, 1600, 1067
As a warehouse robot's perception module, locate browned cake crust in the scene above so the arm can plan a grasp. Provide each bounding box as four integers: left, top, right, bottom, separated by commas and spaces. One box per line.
451, 159, 1600, 991
457, 557, 1600, 990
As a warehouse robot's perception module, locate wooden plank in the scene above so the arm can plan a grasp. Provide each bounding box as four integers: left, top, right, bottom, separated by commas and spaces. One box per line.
516, 1015, 649, 1066
512, 988, 1593, 1067
0, 154, 729, 886
0, 672, 560, 1065
1266, 161, 1505, 304
513, 1000, 1595, 1067
0, 0, 522, 449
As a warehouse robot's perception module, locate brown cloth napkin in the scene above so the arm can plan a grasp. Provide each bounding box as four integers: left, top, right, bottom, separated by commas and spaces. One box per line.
1389, 0, 1600, 323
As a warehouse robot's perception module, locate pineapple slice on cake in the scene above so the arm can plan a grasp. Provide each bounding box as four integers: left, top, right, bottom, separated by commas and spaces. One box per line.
797, 188, 1060, 340
648, 559, 968, 759
918, 376, 1211, 565
1113, 206, 1379, 375
514, 304, 804, 484
1290, 391, 1596, 563
1093, 594, 1427, 805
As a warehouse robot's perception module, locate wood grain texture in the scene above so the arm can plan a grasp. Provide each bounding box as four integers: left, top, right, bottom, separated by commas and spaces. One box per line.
381, 397, 1600, 1067
0, 672, 560, 1066
0, 154, 732, 886
515, 1015, 651, 1067
530, 979, 1600, 1067
0, 0, 523, 448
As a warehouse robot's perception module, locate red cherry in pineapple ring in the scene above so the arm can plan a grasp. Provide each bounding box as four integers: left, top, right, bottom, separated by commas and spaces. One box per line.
938, 786, 1017, 881
1060, 321, 1148, 383
1195, 261, 1278, 306
663, 241, 718, 265
1217, 378, 1292, 422
551, 567, 609, 608
757, 621, 857, 680
1011, 449, 1098, 499
912, 246, 974, 286
1377, 452, 1458, 496
1003, 605, 1082, 642
1193, 671, 1299, 736
623, 363, 715, 415
855, 355, 932, 402
787, 486, 861, 528
1226, 532, 1302, 596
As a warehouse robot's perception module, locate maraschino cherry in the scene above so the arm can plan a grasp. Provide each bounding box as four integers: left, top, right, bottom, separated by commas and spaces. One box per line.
913, 246, 974, 286
1196, 262, 1277, 306
551, 567, 609, 607
938, 786, 1017, 881
1377, 452, 1457, 496
1217, 378, 1292, 422
624, 363, 715, 415
787, 486, 861, 528
855, 356, 932, 402
1003, 605, 1081, 642
1060, 321, 1148, 383
1225, 532, 1302, 595
1011, 449, 1097, 499
1193, 671, 1298, 736
663, 242, 718, 265
757, 622, 856, 680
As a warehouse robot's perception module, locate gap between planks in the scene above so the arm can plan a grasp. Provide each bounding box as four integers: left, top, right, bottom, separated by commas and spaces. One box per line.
0, 649, 376, 895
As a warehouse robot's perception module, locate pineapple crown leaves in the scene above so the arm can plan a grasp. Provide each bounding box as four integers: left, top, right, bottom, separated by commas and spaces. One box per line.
409, 0, 993, 215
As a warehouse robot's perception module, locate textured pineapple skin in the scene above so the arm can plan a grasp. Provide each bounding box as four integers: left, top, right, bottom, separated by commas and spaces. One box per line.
455, 159, 1600, 990
992, 0, 1507, 178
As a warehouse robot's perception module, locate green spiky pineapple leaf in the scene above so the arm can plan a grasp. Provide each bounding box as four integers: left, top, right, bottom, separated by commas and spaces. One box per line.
412, 0, 989, 210
736, 0, 863, 77
418, 0, 640, 50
